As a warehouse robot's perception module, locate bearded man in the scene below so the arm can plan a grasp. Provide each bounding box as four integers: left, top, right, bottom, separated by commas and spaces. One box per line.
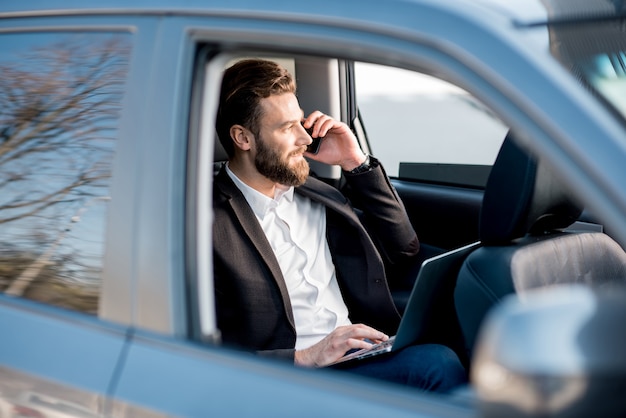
212, 59, 466, 392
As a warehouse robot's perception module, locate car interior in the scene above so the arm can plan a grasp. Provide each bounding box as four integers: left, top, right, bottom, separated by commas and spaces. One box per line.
197, 49, 626, 374
455, 132, 626, 361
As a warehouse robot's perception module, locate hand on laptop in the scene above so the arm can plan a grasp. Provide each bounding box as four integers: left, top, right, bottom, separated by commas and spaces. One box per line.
294, 324, 389, 368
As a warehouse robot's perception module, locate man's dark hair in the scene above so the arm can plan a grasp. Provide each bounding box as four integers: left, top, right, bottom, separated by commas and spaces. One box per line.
216, 59, 296, 157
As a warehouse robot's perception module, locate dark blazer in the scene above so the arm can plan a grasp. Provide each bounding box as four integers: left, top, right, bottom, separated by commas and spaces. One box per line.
212, 161, 419, 360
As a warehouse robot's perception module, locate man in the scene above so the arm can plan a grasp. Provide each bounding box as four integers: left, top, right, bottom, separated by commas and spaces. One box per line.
213, 59, 466, 392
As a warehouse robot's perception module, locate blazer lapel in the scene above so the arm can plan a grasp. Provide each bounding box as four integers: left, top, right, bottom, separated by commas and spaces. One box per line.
297, 176, 386, 284
297, 177, 363, 229
214, 168, 295, 327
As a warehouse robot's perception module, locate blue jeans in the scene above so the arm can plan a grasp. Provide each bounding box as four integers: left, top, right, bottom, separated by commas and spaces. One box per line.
332, 344, 467, 393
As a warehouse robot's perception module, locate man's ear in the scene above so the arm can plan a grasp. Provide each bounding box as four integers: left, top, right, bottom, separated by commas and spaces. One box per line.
230, 125, 252, 152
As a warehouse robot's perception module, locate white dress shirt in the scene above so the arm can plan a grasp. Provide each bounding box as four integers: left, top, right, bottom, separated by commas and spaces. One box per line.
226, 164, 351, 349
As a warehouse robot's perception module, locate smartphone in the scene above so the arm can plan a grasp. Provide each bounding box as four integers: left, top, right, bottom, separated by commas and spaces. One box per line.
302, 122, 323, 154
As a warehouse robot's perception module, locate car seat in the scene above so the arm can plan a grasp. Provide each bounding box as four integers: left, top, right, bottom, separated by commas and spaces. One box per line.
454, 132, 626, 360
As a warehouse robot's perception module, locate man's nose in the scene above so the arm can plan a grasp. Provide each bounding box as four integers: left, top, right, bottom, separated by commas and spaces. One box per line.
300, 123, 313, 145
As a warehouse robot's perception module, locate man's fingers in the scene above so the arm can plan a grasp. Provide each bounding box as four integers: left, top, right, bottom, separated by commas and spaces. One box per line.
347, 338, 375, 351
297, 324, 390, 367
303, 111, 343, 137
335, 324, 389, 344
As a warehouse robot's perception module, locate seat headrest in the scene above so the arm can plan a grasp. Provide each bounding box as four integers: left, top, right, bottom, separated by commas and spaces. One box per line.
214, 134, 229, 162
480, 132, 583, 245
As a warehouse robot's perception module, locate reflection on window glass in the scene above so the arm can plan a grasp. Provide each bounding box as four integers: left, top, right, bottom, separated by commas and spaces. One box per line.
585, 53, 626, 117
0, 33, 131, 314
355, 63, 506, 177
549, 20, 626, 124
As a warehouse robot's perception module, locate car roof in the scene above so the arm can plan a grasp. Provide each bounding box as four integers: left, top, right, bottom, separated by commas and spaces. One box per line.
1, 0, 624, 25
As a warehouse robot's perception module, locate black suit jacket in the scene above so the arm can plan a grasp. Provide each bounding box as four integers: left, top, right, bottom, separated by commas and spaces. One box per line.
212, 161, 419, 360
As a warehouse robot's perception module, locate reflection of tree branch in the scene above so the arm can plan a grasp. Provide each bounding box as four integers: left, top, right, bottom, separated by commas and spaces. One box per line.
0, 170, 108, 224
5, 195, 110, 297
0, 35, 128, 225
0, 82, 117, 164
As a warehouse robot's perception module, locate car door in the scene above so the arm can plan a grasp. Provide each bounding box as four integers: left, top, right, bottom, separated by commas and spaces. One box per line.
0, 23, 137, 417
109, 6, 602, 416
0, 301, 128, 417
107, 14, 475, 418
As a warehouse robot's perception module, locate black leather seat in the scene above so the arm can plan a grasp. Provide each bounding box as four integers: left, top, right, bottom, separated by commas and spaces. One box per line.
454, 133, 626, 359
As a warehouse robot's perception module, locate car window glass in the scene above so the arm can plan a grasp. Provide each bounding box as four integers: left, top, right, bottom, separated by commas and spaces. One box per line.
355, 62, 508, 182
0, 32, 131, 314
548, 19, 626, 124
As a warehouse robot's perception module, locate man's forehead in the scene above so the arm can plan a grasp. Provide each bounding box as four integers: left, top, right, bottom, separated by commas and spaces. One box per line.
259, 93, 302, 125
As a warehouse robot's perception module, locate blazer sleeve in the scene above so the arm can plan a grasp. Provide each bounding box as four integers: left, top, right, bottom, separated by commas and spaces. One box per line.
342, 157, 420, 265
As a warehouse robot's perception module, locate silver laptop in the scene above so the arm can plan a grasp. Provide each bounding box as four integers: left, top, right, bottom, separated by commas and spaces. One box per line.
329, 242, 479, 366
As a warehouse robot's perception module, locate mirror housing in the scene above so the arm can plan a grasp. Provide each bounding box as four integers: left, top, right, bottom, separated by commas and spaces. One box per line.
472, 285, 626, 418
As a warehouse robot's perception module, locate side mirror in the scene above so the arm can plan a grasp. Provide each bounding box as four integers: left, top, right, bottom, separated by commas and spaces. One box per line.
472, 284, 626, 418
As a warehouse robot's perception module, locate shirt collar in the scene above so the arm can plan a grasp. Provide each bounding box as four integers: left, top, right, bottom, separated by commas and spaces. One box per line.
225, 163, 294, 219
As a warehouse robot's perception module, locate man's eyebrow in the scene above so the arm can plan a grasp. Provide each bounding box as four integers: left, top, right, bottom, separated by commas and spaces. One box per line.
278, 120, 298, 128
276, 111, 305, 129
279, 116, 304, 128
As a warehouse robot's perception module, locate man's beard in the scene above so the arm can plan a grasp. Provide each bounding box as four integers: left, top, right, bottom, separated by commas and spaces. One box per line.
255, 135, 309, 186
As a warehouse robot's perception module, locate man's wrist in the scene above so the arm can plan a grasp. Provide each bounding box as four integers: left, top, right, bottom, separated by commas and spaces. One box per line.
344, 154, 378, 174
294, 349, 316, 368
340, 153, 368, 172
